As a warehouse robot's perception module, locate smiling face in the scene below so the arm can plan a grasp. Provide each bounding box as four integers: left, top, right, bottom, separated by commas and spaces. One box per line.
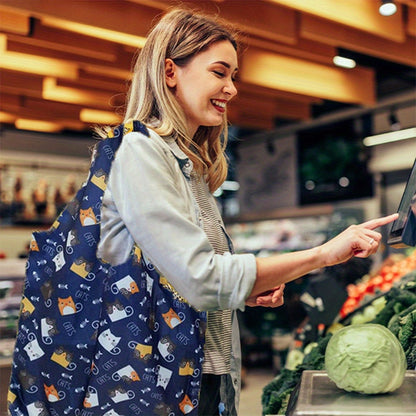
165, 40, 238, 137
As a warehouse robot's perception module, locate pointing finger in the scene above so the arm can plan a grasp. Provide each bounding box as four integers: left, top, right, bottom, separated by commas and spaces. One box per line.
361, 213, 398, 230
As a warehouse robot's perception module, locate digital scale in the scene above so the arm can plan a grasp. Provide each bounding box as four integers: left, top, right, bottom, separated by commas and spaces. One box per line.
285, 370, 416, 416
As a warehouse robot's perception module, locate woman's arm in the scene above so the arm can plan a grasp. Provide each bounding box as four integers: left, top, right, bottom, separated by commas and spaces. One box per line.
246, 214, 398, 306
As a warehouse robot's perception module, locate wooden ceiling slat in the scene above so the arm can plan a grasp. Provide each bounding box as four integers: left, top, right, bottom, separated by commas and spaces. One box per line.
301, 14, 416, 67
0, 0, 158, 39
0, 96, 81, 119
236, 82, 322, 105
130, 0, 298, 44
0, 0, 413, 133
245, 37, 336, 65
0, 94, 87, 130
407, 7, 416, 36
5, 20, 118, 62
0, 69, 43, 98
0, 9, 31, 35
268, 0, 405, 42
240, 49, 376, 105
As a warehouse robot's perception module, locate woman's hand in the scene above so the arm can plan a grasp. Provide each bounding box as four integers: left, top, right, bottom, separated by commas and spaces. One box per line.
319, 213, 399, 267
246, 284, 285, 308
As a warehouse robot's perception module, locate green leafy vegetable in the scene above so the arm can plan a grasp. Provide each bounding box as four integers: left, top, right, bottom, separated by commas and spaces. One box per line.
325, 324, 407, 394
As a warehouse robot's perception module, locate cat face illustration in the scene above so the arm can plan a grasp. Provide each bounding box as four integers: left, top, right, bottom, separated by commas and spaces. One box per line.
44, 384, 60, 402
70, 257, 93, 278
52, 250, 65, 272
156, 365, 172, 390
158, 336, 176, 362
51, 347, 73, 368
91, 168, 107, 191
26, 401, 48, 416
113, 365, 140, 383
103, 410, 122, 416
179, 358, 196, 377
79, 207, 97, 226
41, 317, 58, 338
162, 308, 183, 329
30, 236, 39, 252
84, 386, 99, 408
179, 395, 195, 414
58, 296, 77, 316
67, 229, 79, 248
21, 297, 35, 318
98, 329, 121, 354
24, 338, 45, 361
132, 246, 142, 265
112, 275, 139, 298
109, 386, 134, 403
133, 343, 152, 361
106, 301, 133, 322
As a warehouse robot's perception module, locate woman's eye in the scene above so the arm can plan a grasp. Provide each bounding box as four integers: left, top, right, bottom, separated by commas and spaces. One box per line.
213, 71, 225, 77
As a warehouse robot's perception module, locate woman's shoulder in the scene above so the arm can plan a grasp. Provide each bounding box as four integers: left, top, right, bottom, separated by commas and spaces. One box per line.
121, 125, 174, 156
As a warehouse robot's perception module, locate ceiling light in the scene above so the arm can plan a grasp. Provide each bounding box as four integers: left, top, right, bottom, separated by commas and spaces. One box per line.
363, 127, 416, 146
333, 55, 356, 69
80, 109, 122, 125
379, 0, 397, 16
15, 118, 63, 133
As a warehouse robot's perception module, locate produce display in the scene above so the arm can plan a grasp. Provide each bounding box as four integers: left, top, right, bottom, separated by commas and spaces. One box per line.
325, 324, 407, 394
340, 250, 416, 318
262, 251, 416, 416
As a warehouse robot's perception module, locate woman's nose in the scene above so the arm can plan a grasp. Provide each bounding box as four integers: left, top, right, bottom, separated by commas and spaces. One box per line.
223, 80, 237, 97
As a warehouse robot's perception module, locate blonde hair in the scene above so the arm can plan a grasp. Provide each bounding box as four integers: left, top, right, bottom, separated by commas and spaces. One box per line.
124, 8, 239, 192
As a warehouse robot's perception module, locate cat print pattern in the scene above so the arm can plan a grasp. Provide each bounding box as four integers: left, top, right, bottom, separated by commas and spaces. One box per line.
8, 121, 206, 416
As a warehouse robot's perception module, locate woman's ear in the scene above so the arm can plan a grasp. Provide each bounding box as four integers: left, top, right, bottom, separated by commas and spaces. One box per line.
165, 58, 177, 88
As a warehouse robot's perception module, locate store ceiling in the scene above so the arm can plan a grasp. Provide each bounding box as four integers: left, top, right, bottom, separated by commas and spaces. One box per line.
0, 0, 415, 136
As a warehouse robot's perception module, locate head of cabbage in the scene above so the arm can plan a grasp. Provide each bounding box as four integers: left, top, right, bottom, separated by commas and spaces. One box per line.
325, 324, 406, 394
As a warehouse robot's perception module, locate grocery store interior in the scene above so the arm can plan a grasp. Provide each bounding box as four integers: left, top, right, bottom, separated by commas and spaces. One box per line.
0, 0, 416, 415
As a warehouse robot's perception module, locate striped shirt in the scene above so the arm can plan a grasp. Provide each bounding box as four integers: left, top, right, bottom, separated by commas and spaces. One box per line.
190, 173, 232, 375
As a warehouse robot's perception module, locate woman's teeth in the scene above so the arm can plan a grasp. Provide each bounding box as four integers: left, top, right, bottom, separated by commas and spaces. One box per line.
212, 99, 226, 109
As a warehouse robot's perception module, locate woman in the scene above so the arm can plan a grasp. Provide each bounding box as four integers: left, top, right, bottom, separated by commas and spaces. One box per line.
97, 8, 397, 415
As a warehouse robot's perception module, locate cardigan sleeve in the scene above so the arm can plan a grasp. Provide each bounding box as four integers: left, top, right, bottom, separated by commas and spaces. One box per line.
98, 130, 257, 311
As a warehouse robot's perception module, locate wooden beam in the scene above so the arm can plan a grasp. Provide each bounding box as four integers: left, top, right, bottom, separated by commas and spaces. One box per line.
3, 19, 135, 68
0, 1, 159, 39
0, 95, 81, 119
0, 93, 87, 130
234, 93, 311, 121
267, 0, 405, 42
42, 77, 124, 109
245, 36, 336, 65
237, 82, 323, 105
0, 34, 79, 79
0, 8, 31, 35
17, 19, 119, 62
301, 14, 416, 67
129, 0, 299, 44
407, 6, 416, 36
239, 49, 376, 105
0, 69, 43, 98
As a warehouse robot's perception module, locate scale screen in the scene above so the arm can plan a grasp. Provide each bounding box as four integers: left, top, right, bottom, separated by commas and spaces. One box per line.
388, 158, 416, 248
